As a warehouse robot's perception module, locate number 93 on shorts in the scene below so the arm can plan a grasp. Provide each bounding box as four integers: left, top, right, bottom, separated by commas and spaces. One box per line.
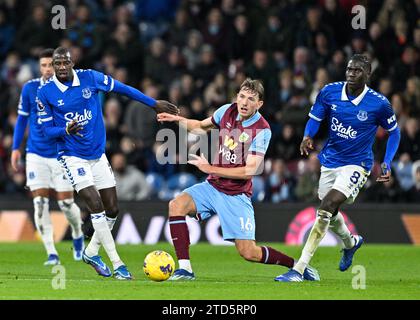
318, 165, 370, 204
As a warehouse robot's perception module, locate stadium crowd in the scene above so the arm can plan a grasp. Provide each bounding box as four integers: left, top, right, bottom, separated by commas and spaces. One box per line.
0, 0, 419, 202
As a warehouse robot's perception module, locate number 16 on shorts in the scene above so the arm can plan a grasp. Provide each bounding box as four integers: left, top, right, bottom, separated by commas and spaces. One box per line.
239, 217, 254, 232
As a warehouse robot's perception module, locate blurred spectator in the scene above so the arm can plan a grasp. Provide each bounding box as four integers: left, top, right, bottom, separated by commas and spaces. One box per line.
376, 0, 406, 32
391, 93, 410, 128
193, 44, 222, 90
201, 8, 228, 63
327, 49, 346, 82
245, 49, 277, 102
144, 37, 167, 85
66, 4, 105, 65
104, 98, 124, 156
0, 9, 15, 59
391, 46, 420, 92
405, 161, 420, 202
399, 118, 420, 161
265, 159, 296, 203
112, 152, 150, 201
321, 0, 350, 47
204, 72, 228, 107
107, 23, 144, 85
296, 6, 334, 51
295, 153, 320, 202
256, 10, 292, 57
14, 4, 60, 59
271, 124, 301, 162
182, 29, 204, 71
404, 76, 420, 116
309, 67, 329, 105
167, 8, 192, 48
228, 14, 254, 64
393, 153, 414, 191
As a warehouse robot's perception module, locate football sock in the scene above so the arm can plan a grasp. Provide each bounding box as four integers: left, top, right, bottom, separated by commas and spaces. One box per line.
85, 216, 116, 257
294, 209, 332, 275
169, 216, 191, 263
90, 212, 123, 270
58, 199, 83, 239
329, 212, 356, 249
260, 246, 294, 268
178, 259, 193, 273
33, 196, 58, 256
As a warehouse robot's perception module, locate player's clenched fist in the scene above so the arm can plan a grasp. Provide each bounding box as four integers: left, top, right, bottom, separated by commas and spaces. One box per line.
155, 100, 179, 115
300, 136, 314, 156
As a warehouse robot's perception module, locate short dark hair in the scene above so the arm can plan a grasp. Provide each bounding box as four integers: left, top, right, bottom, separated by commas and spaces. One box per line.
53, 46, 71, 58
350, 54, 371, 74
39, 48, 54, 59
240, 78, 264, 100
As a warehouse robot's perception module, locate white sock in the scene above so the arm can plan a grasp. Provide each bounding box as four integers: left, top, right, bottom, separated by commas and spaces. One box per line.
85, 216, 116, 257
90, 212, 123, 270
294, 209, 332, 274
58, 199, 83, 239
329, 212, 356, 249
33, 196, 58, 256
179, 259, 192, 273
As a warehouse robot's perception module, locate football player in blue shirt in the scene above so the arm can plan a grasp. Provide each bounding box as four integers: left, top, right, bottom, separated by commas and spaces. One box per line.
37, 47, 179, 280
276, 55, 401, 282
11, 49, 84, 266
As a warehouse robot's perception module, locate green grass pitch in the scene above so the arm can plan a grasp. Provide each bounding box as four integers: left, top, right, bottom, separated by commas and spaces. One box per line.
0, 242, 419, 300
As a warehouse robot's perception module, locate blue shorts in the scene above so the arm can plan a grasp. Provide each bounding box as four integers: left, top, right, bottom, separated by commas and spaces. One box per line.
183, 181, 255, 241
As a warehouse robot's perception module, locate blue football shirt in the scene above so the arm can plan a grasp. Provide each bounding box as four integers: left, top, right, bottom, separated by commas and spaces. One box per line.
309, 82, 398, 170
18, 78, 57, 158
37, 69, 114, 160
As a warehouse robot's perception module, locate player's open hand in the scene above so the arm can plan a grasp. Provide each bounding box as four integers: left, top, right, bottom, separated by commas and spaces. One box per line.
300, 136, 314, 156
157, 112, 181, 123
155, 100, 179, 115
376, 162, 391, 183
65, 119, 83, 137
11, 149, 21, 172
188, 153, 211, 174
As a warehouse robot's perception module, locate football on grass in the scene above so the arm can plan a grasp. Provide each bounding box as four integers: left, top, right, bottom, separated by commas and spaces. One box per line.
143, 250, 175, 281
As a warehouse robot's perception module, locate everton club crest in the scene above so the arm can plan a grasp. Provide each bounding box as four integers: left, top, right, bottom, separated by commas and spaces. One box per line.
357, 110, 368, 121
82, 88, 92, 99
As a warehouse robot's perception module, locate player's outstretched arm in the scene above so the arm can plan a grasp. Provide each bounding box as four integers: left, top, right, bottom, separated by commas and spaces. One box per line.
376, 126, 401, 183
300, 118, 321, 156
11, 115, 29, 171
157, 113, 216, 134
111, 80, 179, 115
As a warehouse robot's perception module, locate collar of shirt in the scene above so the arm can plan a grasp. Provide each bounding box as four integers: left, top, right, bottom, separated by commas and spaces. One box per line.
341, 82, 369, 106
236, 111, 261, 127
52, 69, 81, 93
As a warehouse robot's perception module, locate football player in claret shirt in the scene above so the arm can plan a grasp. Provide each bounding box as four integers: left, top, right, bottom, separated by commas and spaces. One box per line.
37, 47, 179, 280
11, 48, 83, 266
276, 55, 401, 282
157, 78, 319, 281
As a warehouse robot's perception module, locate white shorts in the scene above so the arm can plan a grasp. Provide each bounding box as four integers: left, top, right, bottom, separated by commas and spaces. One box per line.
58, 153, 116, 193
26, 153, 74, 192
318, 165, 370, 204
